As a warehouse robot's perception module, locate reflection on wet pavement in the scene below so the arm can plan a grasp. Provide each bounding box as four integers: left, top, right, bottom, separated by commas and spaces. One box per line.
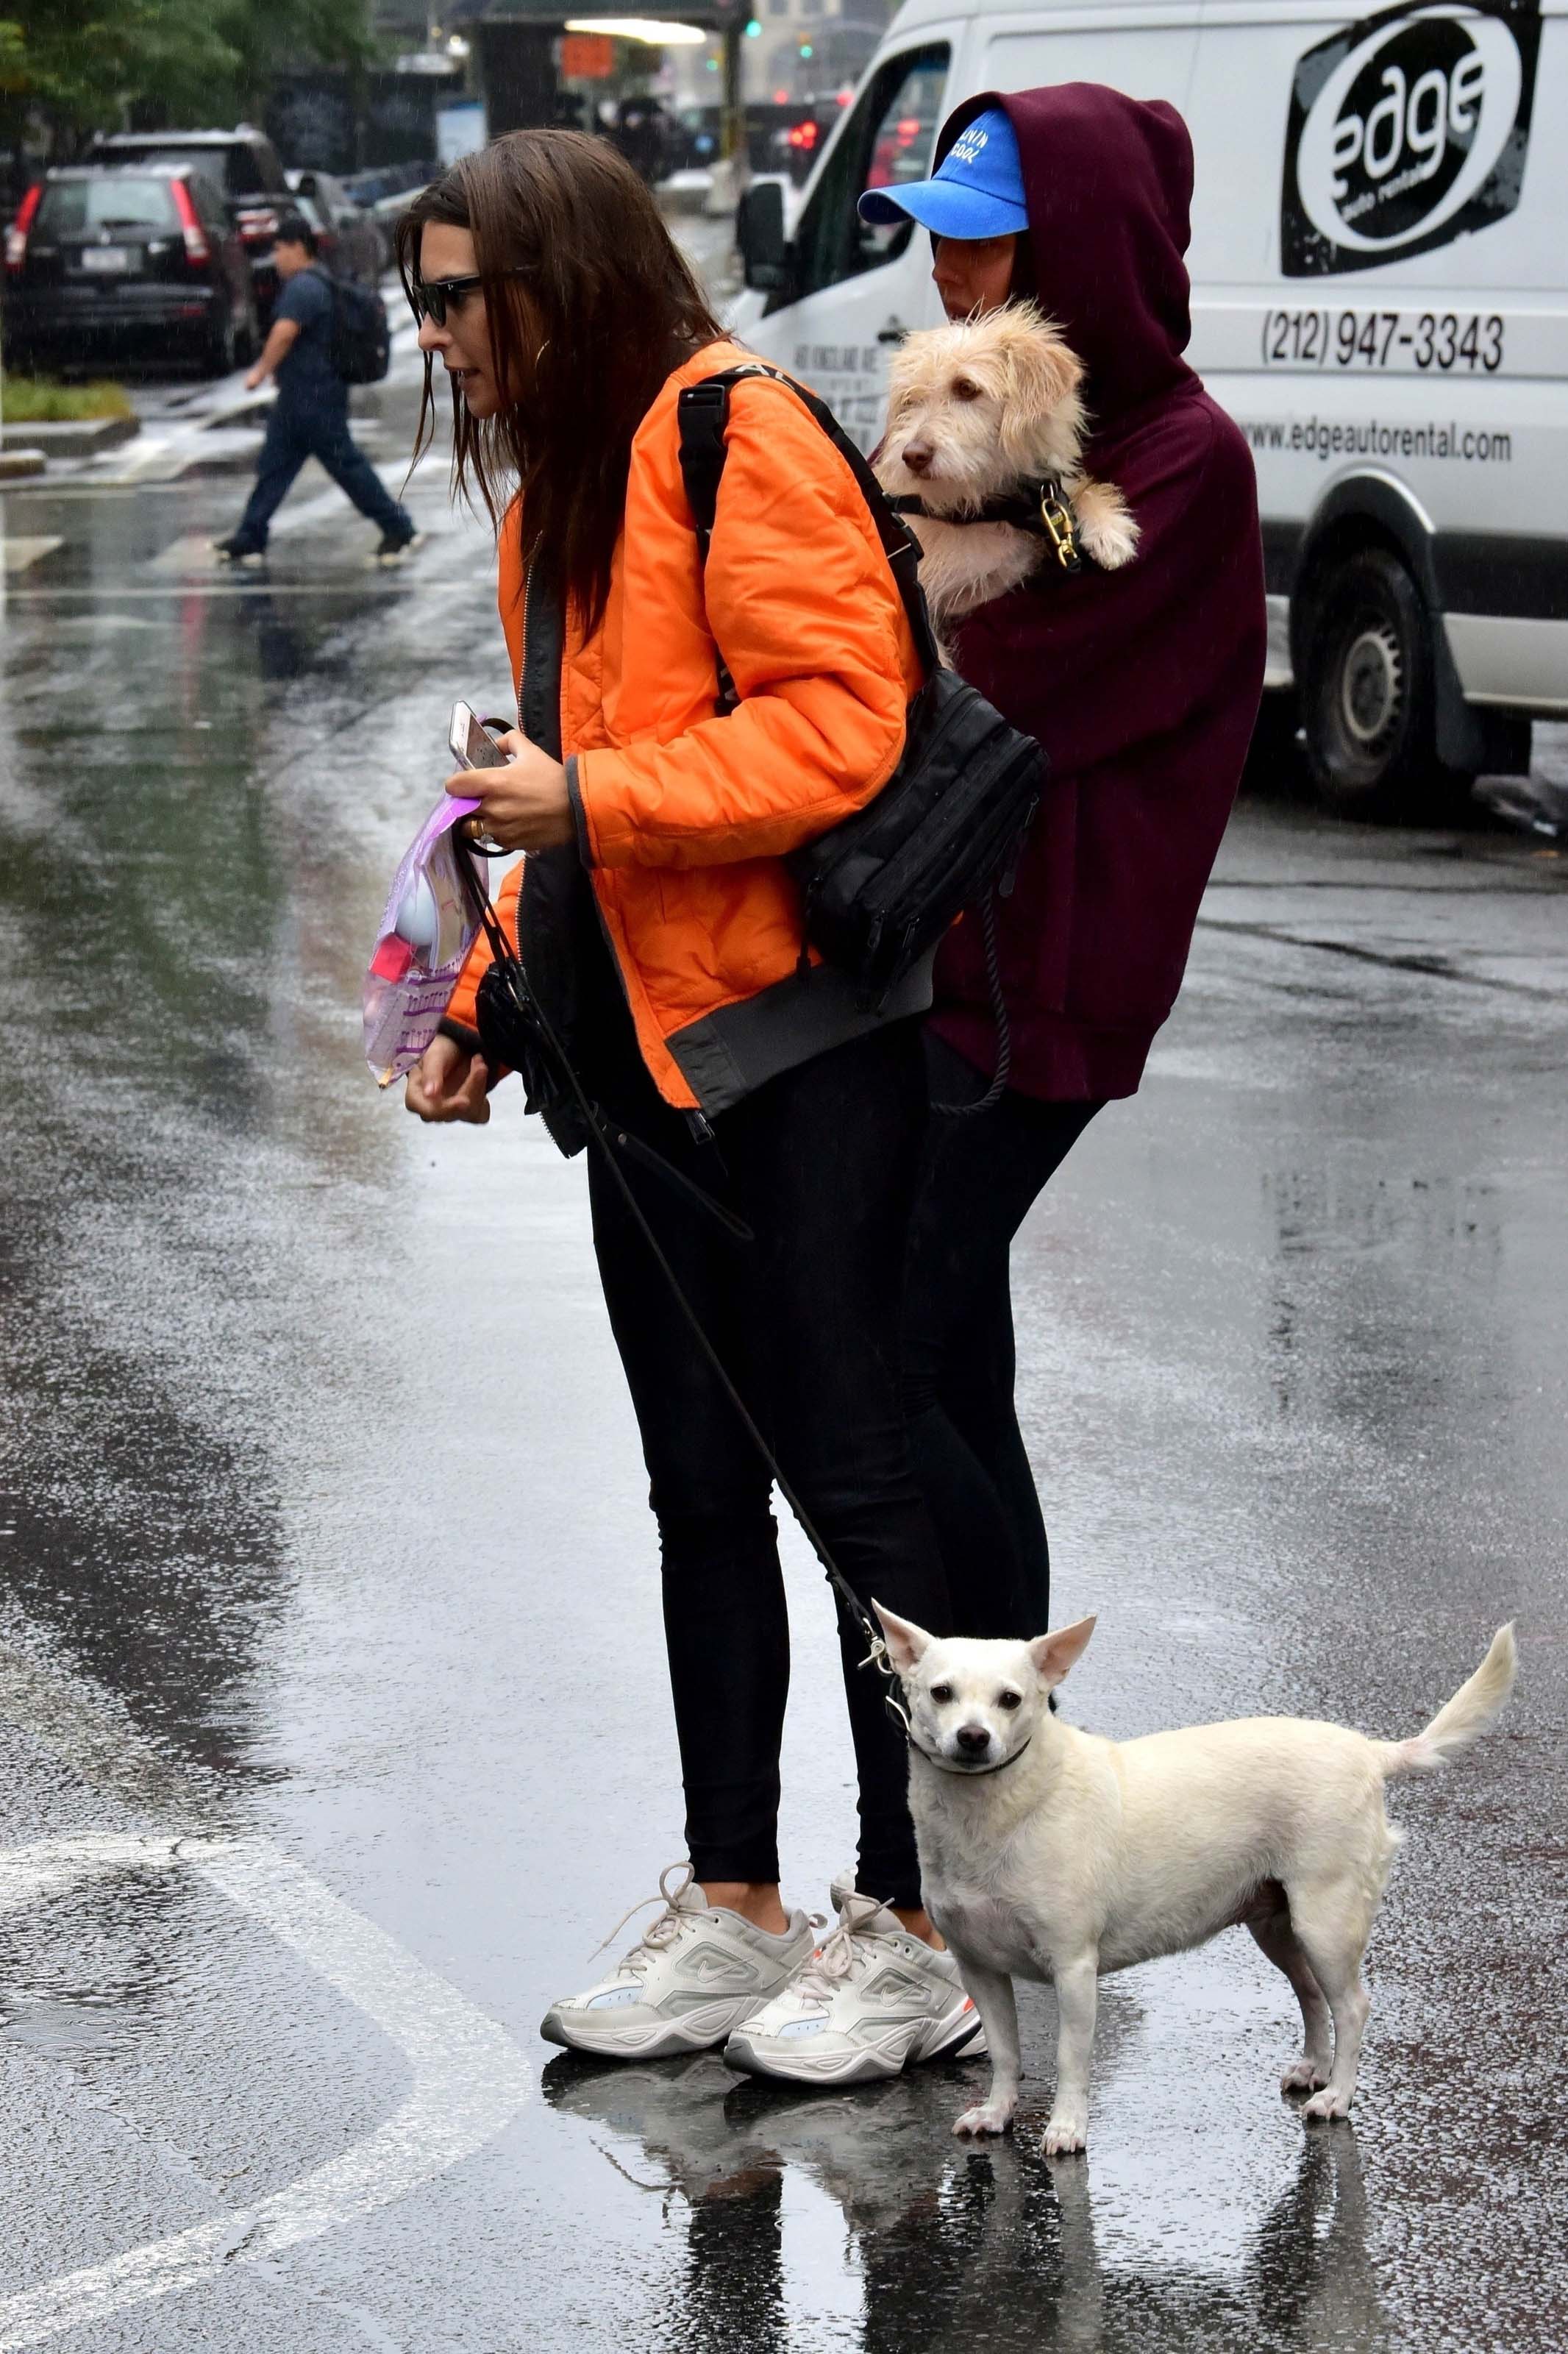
543, 2048, 1391, 2353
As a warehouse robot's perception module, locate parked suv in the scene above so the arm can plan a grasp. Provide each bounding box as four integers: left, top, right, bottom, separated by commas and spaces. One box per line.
88, 127, 290, 319
3, 164, 259, 375
285, 169, 385, 285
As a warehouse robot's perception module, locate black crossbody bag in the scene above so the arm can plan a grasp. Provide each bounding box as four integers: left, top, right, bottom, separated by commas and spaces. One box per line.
677, 365, 1046, 1045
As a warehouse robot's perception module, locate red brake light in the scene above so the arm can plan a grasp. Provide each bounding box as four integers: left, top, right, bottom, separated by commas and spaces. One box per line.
5, 182, 42, 271
170, 179, 211, 263
236, 205, 279, 243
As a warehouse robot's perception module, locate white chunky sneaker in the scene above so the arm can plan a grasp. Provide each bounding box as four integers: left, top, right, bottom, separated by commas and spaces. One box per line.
724, 1877, 986, 2085
540, 1865, 815, 2061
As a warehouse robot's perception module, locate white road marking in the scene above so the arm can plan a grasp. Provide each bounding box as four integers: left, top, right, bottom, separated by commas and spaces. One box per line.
148, 532, 232, 573
1, 536, 63, 575
0, 1832, 532, 2350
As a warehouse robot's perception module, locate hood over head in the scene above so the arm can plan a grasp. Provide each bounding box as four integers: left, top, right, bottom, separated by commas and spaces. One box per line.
936, 84, 1195, 432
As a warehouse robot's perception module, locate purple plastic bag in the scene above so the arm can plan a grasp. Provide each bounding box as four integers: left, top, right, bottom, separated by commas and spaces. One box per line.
363, 794, 487, 1086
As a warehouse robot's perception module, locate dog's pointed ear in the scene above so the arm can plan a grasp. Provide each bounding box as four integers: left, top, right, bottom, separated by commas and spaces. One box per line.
999, 317, 1085, 472
872, 1601, 933, 1676
1027, 1615, 1097, 1688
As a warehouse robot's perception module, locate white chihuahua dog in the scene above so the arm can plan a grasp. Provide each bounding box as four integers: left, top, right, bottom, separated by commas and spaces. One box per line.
872, 1604, 1517, 2155
874, 305, 1138, 641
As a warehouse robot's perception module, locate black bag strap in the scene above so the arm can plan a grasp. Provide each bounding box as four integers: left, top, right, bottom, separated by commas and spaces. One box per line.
677, 365, 944, 686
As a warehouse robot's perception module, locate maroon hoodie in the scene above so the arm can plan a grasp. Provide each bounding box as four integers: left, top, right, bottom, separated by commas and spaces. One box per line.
930, 85, 1266, 1100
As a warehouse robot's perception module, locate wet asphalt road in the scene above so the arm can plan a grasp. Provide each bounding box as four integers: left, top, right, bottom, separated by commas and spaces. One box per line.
2, 281, 1567, 2351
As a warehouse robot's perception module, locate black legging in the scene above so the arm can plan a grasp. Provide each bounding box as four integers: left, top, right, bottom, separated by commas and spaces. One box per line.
902, 1033, 1104, 1640
580, 984, 952, 1911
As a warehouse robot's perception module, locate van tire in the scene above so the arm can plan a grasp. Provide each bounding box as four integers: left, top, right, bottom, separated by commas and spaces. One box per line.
1301, 547, 1469, 821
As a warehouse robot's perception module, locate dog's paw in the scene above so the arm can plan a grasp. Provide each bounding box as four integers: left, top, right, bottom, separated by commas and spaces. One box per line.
1280, 2059, 1330, 2096
952, 2097, 1015, 2138
1043, 2108, 1088, 2157
1300, 2085, 1353, 2124
1072, 478, 1140, 570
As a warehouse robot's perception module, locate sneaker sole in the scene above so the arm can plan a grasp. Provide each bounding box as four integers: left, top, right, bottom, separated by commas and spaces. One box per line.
540, 1989, 785, 2063
725, 2003, 986, 2087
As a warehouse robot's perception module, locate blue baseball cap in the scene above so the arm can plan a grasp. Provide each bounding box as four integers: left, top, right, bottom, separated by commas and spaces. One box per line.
857, 107, 1027, 241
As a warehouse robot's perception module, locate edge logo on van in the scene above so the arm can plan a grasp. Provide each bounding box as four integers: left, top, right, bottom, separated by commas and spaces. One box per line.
1281, 0, 1541, 277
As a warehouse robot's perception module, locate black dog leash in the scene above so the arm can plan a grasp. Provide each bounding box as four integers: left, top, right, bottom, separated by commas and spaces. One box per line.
463, 864, 1046, 1774
457, 856, 938, 1738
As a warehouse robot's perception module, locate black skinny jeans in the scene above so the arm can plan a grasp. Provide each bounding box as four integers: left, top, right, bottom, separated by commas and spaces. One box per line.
903, 1034, 1104, 1640
233, 394, 412, 552
580, 988, 952, 1911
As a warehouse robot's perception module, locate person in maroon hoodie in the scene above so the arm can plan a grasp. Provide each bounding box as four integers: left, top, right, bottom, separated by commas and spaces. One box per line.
863, 85, 1266, 1638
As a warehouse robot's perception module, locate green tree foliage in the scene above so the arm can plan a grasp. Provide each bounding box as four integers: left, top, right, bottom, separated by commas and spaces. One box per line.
2, 0, 371, 154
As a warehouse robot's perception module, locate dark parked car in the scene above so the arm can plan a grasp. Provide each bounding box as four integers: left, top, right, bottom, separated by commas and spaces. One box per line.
88, 126, 290, 318
285, 169, 385, 285
3, 164, 259, 374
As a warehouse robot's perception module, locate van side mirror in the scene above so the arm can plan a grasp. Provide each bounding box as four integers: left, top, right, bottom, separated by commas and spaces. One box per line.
737, 180, 788, 293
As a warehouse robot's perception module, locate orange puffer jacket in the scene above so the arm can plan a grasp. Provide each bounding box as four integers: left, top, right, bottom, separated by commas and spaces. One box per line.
443, 341, 925, 1117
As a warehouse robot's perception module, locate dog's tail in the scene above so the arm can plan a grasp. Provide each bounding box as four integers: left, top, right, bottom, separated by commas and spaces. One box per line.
1378, 1624, 1517, 1779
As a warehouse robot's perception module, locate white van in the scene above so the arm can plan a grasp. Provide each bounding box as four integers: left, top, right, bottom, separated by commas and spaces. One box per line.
732, 0, 1568, 817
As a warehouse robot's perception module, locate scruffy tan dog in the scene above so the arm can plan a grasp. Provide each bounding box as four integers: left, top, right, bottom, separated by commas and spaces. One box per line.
875, 305, 1138, 639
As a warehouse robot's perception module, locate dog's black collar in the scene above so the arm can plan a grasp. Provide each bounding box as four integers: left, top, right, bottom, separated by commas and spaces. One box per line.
907, 1733, 1034, 1779
888, 479, 1083, 573
887, 489, 1052, 531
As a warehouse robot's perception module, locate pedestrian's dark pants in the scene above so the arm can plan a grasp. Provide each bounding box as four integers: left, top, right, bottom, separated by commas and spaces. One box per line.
232, 394, 411, 551
902, 1032, 1104, 1640
582, 1001, 952, 1913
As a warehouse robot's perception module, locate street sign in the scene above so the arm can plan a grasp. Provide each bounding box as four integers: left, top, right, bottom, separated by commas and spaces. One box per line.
560, 32, 615, 75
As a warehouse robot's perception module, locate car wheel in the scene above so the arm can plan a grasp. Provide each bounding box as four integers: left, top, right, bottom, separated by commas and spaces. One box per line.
1301, 547, 1469, 821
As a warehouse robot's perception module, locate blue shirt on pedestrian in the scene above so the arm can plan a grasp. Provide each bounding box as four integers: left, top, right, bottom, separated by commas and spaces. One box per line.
274, 266, 342, 408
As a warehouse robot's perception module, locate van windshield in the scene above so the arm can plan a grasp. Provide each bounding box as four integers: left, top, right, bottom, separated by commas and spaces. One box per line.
38, 179, 181, 235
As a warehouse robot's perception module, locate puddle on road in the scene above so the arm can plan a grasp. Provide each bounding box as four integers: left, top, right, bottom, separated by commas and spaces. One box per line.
0, 1866, 190, 2066
541, 2048, 1392, 2353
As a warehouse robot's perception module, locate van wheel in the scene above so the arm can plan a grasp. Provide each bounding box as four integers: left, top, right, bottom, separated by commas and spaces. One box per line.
1301, 548, 1463, 820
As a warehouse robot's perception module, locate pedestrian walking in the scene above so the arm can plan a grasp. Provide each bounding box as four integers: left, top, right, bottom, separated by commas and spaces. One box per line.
399, 132, 977, 2085
865, 90, 1266, 1638
213, 210, 419, 569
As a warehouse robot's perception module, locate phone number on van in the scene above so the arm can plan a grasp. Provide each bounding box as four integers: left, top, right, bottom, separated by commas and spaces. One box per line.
1261, 310, 1504, 373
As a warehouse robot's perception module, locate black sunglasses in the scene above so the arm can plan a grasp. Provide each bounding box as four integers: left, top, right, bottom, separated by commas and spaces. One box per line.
407, 266, 530, 327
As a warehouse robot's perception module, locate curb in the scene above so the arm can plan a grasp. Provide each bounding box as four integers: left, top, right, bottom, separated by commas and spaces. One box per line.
0, 414, 140, 458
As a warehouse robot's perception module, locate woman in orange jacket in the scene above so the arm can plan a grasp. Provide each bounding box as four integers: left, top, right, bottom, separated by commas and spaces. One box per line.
397, 134, 980, 2083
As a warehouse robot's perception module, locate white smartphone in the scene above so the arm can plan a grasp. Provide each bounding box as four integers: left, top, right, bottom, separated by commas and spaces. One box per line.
448, 700, 510, 771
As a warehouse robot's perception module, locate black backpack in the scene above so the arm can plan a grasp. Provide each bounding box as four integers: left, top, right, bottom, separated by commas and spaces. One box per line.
677, 364, 1045, 1008
328, 274, 391, 386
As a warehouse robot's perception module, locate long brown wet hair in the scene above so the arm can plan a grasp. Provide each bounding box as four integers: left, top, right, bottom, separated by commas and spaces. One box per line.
397, 132, 722, 632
